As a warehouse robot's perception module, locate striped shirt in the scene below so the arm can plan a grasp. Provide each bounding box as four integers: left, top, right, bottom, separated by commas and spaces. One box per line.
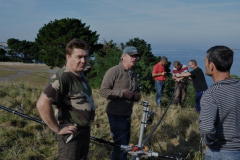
199, 78, 240, 150
172, 64, 188, 76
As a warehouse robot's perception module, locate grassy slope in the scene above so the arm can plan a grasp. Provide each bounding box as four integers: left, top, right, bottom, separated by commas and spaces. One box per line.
12, 72, 49, 86
0, 70, 18, 78
0, 81, 204, 160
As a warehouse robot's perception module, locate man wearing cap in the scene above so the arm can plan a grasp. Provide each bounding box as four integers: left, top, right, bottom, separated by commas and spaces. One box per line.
152, 56, 167, 109
100, 46, 141, 160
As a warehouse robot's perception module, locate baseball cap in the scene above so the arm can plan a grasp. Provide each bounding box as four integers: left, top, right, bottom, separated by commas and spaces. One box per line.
123, 46, 139, 56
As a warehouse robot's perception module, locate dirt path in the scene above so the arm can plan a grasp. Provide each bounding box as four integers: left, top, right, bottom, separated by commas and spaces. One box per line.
0, 66, 59, 82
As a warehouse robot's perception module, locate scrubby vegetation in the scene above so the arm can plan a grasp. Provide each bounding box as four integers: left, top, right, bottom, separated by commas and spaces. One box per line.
0, 81, 204, 160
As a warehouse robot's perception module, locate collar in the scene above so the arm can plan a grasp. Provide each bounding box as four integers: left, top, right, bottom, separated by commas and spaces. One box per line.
214, 78, 239, 85
64, 66, 82, 77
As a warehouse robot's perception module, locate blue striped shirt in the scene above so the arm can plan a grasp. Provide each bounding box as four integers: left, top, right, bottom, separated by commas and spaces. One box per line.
199, 78, 240, 150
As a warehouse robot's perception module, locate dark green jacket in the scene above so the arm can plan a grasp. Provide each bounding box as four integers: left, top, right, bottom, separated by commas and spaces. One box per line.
100, 63, 139, 116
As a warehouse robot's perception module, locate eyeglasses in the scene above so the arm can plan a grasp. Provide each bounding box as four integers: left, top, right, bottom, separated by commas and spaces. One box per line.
127, 54, 139, 60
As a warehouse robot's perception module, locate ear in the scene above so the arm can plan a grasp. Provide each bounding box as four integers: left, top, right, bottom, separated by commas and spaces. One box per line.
66, 54, 70, 61
209, 62, 215, 72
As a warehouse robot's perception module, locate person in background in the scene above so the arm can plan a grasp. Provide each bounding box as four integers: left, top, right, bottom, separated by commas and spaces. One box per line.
199, 46, 240, 160
172, 61, 188, 107
99, 46, 141, 160
36, 38, 95, 160
152, 56, 167, 109
176, 60, 208, 113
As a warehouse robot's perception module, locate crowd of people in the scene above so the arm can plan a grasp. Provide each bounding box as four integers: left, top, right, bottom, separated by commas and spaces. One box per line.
36, 38, 240, 160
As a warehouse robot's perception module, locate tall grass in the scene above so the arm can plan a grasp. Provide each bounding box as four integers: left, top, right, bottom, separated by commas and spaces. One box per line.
0, 81, 204, 160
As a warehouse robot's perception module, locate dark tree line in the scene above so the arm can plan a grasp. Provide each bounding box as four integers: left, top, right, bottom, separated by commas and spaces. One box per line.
1, 18, 172, 93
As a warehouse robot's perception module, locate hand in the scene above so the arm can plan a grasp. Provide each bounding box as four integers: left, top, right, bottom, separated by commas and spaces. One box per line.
123, 90, 134, 99
163, 72, 167, 75
57, 123, 77, 135
205, 146, 209, 149
175, 78, 182, 82
134, 92, 141, 100
176, 74, 180, 78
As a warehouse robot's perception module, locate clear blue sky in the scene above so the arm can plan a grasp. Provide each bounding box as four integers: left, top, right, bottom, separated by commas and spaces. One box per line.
1, 0, 240, 51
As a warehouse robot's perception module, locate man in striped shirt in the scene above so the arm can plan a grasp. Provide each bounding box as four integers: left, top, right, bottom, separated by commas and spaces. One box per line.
172, 61, 189, 107
199, 46, 240, 160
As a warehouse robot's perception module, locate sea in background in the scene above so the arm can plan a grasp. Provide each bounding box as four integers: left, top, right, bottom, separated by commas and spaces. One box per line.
152, 49, 240, 87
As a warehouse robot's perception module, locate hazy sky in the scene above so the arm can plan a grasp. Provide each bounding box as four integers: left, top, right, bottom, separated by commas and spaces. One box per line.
1, 0, 240, 51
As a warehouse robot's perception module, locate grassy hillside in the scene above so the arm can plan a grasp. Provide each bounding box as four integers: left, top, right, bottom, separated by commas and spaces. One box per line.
0, 81, 204, 160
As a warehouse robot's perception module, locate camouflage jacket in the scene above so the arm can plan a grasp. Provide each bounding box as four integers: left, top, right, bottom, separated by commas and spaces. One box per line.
42, 66, 95, 127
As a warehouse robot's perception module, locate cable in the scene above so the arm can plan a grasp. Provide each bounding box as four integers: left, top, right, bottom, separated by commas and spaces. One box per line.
131, 83, 180, 160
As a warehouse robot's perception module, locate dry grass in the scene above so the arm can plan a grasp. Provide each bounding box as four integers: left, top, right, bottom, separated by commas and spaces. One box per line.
0, 70, 18, 78
12, 72, 49, 86
0, 81, 204, 160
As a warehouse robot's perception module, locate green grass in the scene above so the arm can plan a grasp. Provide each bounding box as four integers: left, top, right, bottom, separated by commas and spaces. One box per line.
12, 72, 49, 86
0, 70, 18, 78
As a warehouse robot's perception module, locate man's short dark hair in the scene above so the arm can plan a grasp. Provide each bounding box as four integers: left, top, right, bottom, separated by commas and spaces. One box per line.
173, 61, 180, 67
66, 38, 90, 56
161, 56, 167, 62
206, 46, 233, 72
190, 60, 197, 65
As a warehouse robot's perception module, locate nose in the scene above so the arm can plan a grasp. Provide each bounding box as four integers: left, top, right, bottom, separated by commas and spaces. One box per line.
80, 57, 87, 63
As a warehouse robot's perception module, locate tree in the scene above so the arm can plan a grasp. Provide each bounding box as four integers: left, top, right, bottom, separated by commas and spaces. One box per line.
126, 37, 171, 93
86, 40, 122, 88
23, 41, 40, 62
7, 38, 38, 62
0, 48, 8, 61
35, 18, 101, 67
87, 38, 172, 94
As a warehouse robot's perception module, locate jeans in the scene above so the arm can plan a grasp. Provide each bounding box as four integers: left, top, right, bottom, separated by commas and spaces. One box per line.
205, 148, 240, 160
155, 80, 165, 106
196, 91, 204, 112
107, 114, 131, 160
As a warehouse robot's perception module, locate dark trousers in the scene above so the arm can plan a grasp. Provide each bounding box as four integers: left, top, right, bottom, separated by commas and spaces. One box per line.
173, 82, 187, 106
107, 114, 131, 160
56, 127, 90, 160
195, 91, 204, 112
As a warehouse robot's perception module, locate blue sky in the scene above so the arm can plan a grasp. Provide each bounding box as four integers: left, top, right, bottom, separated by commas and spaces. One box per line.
1, 0, 240, 51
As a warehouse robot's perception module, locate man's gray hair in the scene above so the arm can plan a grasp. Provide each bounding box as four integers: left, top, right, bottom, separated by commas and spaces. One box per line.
173, 61, 180, 66
161, 56, 167, 61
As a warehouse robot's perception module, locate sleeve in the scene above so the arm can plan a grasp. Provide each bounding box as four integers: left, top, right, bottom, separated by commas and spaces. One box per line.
190, 68, 197, 78
152, 64, 157, 73
198, 92, 217, 146
99, 68, 124, 99
42, 74, 68, 105
182, 65, 188, 73
172, 67, 177, 76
